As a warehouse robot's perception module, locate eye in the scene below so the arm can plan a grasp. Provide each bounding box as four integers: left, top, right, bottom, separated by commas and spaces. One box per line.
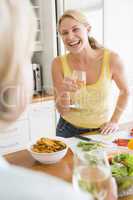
73, 27, 80, 32
61, 31, 68, 36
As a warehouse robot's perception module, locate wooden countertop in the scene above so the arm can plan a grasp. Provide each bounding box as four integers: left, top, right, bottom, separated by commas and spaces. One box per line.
5, 149, 73, 183
32, 93, 54, 103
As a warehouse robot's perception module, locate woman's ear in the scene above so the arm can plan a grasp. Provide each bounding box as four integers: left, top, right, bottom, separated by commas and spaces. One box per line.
86, 24, 91, 33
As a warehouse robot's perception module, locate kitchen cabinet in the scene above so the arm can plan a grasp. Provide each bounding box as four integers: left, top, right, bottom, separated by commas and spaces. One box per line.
0, 100, 56, 155
0, 111, 29, 155
30, 0, 57, 94
28, 100, 56, 141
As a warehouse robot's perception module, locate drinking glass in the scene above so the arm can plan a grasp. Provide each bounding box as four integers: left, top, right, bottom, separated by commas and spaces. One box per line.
72, 149, 112, 200
69, 70, 86, 109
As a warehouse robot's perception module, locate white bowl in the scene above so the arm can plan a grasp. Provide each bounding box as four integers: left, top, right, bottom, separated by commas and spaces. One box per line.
28, 137, 68, 164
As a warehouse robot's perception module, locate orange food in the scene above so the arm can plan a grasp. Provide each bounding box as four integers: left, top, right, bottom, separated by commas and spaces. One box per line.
113, 139, 129, 147
128, 139, 133, 150
31, 137, 67, 153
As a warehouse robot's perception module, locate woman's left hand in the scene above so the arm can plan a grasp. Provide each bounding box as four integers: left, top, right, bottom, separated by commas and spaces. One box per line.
100, 121, 119, 134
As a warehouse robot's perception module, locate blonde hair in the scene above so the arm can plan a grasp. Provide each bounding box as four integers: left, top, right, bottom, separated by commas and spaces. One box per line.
0, 0, 36, 128
58, 9, 102, 49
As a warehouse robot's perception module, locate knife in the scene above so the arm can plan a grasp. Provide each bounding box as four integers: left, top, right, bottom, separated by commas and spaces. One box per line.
74, 134, 100, 143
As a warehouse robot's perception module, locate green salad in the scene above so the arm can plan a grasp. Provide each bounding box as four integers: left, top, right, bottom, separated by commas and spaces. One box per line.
110, 153, 133, 192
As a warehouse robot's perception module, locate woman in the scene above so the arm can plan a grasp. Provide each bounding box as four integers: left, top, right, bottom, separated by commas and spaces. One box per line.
52, 9, 129, 137
0, 0, 36, 129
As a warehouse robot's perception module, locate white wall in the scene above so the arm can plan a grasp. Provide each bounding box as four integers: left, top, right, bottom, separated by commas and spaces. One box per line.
104, 0, 133, 122
64, 0, 103, 10
84, 8, 103, 44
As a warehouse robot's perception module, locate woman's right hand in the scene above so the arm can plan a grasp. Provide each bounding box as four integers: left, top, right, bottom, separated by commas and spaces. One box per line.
56, 77, 78, 115
56, 91, 70, 115
62, 77, 78, 92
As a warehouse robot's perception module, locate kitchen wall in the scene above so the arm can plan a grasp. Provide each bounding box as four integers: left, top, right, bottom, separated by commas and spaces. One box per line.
104, 0, 133, 122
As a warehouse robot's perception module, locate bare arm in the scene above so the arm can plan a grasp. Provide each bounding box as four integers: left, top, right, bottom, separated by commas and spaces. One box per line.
110, 53, 130, 122
52, 57, 69, 115
101, 52, 130, 134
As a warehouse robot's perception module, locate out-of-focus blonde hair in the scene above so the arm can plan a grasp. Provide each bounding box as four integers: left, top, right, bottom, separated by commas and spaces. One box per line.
0, 0, 36, 128
58, 9, 103, 49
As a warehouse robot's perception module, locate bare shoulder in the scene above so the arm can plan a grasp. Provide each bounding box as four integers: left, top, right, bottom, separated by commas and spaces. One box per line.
109, 50, 125, 74
51, 56, 63, 74
52, 56, 61, 69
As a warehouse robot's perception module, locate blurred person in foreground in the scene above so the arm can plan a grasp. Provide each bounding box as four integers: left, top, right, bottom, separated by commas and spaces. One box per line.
0, 0, 36, 129
0, 156, 88, 200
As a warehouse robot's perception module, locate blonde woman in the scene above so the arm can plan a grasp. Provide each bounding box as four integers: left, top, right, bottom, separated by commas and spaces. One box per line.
52, 9, 129, 137
0, 0, 36, 129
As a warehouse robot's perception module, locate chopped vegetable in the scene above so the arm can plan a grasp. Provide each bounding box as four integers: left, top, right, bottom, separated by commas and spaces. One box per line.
77, 141, 104, 151
110, 153, 133, 191
112, 153, 133, 170
113, 139, 129, 147
128, 139, 133, 150
111, 163, 128, 177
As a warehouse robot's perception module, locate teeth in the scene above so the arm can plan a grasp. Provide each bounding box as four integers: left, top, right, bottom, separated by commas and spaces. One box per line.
69, 41, 80, 46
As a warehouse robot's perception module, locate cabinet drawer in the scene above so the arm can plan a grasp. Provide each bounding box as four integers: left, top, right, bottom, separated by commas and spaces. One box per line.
30, 100, 55, 110
0, 120, 29, 155
29, 101, 55, 118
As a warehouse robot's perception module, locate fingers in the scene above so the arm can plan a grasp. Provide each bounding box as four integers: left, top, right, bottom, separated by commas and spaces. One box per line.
57, 104, 70, 115
63, 77, 78, 92
100, 122, 119, 135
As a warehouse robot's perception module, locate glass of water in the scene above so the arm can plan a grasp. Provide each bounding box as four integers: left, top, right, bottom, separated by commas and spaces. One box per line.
69, 70, 86, 109
72, 149, 112, 200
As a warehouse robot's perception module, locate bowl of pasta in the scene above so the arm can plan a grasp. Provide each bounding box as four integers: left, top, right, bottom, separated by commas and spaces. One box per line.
28, 137, 68, 164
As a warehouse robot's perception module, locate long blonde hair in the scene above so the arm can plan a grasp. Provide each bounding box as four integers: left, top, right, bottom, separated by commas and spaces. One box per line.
0, 0, 36, 128
58, 9, 102, 49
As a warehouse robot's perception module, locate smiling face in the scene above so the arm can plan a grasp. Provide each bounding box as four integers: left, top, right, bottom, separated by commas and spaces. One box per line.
59, 17, 89, 54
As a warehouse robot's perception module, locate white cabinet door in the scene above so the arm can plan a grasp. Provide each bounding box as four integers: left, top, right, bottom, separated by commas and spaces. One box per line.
29, 100, 56, 141
0, 120, 29, 155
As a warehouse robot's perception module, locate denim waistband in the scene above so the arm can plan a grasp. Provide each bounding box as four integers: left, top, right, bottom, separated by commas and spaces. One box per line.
56, 117, 100, 138
62, 117, 99, 131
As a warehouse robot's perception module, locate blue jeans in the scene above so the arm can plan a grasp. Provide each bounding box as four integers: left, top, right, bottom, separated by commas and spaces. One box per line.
56, 117, 100, 138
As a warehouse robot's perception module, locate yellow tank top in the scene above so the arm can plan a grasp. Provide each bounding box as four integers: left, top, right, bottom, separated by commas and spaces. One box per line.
60, 49, 113, 128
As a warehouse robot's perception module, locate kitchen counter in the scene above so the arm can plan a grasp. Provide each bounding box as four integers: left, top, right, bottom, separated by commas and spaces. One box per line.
4, 148, 133, 200
4, 122, 133, 200
32, 93, 54, 103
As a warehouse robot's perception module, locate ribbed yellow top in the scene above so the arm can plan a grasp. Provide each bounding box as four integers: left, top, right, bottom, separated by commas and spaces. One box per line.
60, 49, 113, 128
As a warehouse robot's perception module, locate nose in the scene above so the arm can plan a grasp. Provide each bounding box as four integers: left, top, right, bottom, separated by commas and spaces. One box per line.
67, 31, 74, 40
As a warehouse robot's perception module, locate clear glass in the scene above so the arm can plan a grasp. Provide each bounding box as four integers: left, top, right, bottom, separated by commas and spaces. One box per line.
72, 149, 112, 200
69, 70, 86, 110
